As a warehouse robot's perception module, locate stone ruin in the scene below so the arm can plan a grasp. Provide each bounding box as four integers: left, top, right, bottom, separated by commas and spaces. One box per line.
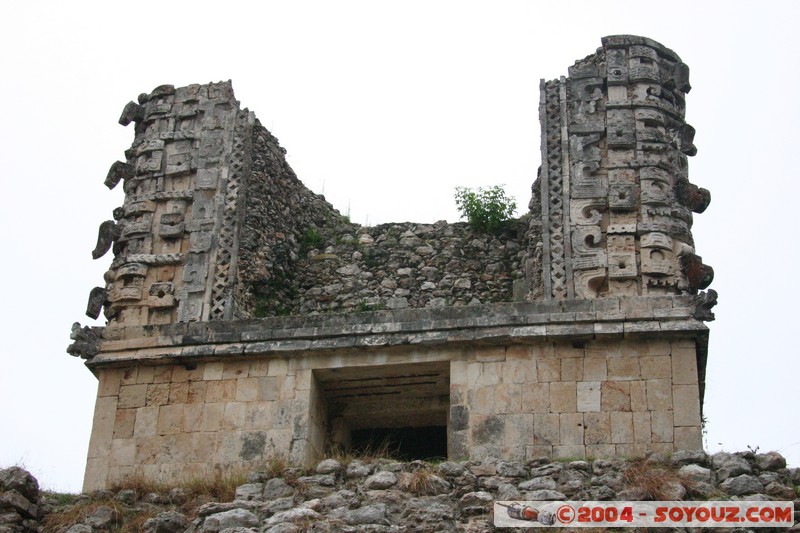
68, 35, 717, 492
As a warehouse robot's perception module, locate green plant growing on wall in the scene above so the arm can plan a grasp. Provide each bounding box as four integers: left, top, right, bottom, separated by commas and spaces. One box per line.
454, 185, 517, 234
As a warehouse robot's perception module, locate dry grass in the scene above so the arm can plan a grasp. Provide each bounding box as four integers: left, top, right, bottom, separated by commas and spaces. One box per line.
622, 457, 686, 500
326, 437, 399, 465
406, 466, 438, 495
43, 467, 248, 533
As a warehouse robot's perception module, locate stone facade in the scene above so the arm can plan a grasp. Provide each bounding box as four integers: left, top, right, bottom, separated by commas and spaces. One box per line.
70, 35, 716, 492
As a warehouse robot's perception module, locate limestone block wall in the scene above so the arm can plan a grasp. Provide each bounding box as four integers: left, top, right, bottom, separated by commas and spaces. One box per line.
85, 360, 315, 491
450, 338, 702, 463
82, 297, 706, 491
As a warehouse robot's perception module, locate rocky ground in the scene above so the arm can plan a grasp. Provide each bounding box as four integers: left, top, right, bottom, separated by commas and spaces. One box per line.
2, 450, 799, 532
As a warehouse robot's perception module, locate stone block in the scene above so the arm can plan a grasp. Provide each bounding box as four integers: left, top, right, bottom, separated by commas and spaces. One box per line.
222, 361, 250, 380
236, 378, 259, 402
118, 384, 148, 409
583, 358, 607, 381
554, 343, 584, 358
203, 362, 224, 380
530, 343, 554, 358
98, 369, 123, 397
295, 370, 312, 390
501, 359, 535, 384
87, 396, 117, 459
554, 445, 586, 460
560, 413, 584, 445
477, 362, 501, 386
249, 360, 270, 377
633, 411, 651, 443
640, 356, 671, 379
172, 364, 204, 383
537, 358, 561, 382
615, 443, 648, 458
629, 381, 647, 411
187, 381, 207, 403
113, 409, 136, 439
583, 412, 610, 445
157, 404, 183, 435
449, 430, 469, 459
533, 413, 559, 445
471, 414, 505, 446
506, 345, 533, 360
504, 414, 533, 447
133, 406, 158, 437
561, 358, 583, 381
477, 347, 506, 362
469, 386, 496, 414
169, 382, 189, 404
672, 384, 701, 426
525, 445, 554, 460
222, 402, 247, 430
268, 359, 289, 377
206, 380, 236, 402
646, 379, 672, 411
651, 410, 674, 443
451, 360, 468, 385
182, 403, 204, 432
674, 426, 702, 450
109, 438, 136, 466
522, 383, 550, 413
202, 403, 224, 431
258, 376, 280, 401
496, 384, 522, 414
83, 456, 110, 492
610, 412, 634, 444
136, 366, 155, 384
585, 341, 623, 358
153, 366, 173, 383
585, 444, 616, 460
672, 345, 699, 385
216, 431, 244, 463
550, 382, 577, 412
601, 381, 631, 411
146, 383, 170, 407
577, 381, 601, 412
607, 357, 641, 380
192, 432, 218, 462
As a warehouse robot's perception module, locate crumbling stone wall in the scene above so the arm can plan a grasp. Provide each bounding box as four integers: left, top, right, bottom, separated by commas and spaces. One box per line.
232, 121, 530, 319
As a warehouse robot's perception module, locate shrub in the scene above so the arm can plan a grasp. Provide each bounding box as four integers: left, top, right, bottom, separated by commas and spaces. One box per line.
454, 185, 517, 234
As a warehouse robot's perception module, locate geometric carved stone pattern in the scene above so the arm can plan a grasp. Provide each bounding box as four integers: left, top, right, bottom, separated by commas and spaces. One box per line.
208, 110, 251, 320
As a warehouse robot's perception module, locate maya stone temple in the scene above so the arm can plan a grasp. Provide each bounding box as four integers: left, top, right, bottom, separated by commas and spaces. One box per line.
68, 35, 717, 492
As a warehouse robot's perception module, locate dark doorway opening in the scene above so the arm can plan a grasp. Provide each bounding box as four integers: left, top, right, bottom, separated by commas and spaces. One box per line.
350, 426, 447, 461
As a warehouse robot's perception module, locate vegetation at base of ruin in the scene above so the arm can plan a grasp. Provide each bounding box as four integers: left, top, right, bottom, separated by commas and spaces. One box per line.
622, 457, 691, 500
326, 438, 398, 466
404, 464, 438, 495
42, 496, 156, 533
299, 227, 324, 252
454, 185, 517, 234
108, 467, 248, 502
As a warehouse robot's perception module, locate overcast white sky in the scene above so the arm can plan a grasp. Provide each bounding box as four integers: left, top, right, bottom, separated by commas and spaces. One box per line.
1, 0, 798, 492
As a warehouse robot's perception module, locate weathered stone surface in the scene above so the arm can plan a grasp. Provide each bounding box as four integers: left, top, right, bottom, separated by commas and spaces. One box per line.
262, 478, 294, 499
678, 464, 712, 484
142, 510, 189, 533
524, 489, 566, 500
0, 468, 39, 502
200, 508, 259, 531
719, 474, 764, 496
364, 471, 397, 490
756, 451, 787, 471
518, 476, 556, 491
712, 452, 752, 481
316, 459, 342, 474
